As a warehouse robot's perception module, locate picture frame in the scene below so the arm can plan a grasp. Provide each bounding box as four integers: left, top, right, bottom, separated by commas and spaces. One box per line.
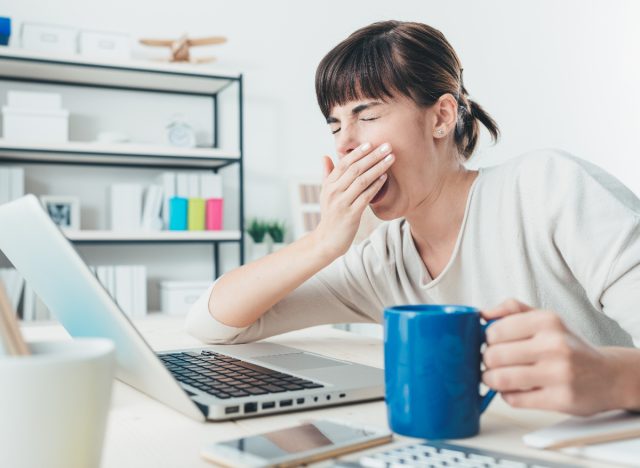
40, 195, 80, 231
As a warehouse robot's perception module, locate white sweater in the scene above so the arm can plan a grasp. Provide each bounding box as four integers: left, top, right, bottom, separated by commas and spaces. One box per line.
185, 149, 640, 348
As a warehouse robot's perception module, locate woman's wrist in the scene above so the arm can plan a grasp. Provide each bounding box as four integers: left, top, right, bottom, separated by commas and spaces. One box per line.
602, 347, 640, 411
306, 229, 346, 265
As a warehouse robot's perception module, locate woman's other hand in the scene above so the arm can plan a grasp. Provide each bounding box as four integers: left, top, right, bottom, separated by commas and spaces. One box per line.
312, 142, 395, 259
481, 299, 627, 416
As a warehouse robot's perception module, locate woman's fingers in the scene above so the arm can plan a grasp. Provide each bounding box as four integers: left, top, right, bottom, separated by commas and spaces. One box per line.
331, 142, 393, 191
482, 298, 533, 321
352, 174, 388, 211
326, 142, 373, 183
483, 337, 539, 368
343, 152, 394, 204
482, 363, 554, 392
500, 388, 551, 410
486, 309, 567, 345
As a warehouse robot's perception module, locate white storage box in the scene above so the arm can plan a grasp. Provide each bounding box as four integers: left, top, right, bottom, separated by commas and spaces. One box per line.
159, 281, 211, 316
21, 22, 78, 55
8, 90, 62, 111
2, 107, 69, 143
79, 31, 131, 59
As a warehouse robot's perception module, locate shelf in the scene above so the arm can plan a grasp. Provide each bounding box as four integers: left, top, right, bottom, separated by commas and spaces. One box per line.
65, 230, 242, 244
0, 139, 241, 169
0, 48, 241, 96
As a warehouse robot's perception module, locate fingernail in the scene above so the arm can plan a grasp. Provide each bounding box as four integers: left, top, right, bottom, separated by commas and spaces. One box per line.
379, 143, 390, 153
360, 142, 371, 152
379, 173, 387, 181
384, 153, 394, 163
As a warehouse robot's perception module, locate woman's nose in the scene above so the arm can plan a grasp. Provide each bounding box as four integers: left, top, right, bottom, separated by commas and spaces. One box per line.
335, 125, 361, 158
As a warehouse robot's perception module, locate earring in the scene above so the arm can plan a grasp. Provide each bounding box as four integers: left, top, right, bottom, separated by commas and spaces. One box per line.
435, 128, 445, 137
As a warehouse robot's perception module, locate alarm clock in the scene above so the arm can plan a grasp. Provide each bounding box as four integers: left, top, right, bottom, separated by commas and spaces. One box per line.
166, 115, 196, 148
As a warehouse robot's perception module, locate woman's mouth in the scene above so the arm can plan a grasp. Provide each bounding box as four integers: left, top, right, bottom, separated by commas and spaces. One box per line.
370, 177, 389, 205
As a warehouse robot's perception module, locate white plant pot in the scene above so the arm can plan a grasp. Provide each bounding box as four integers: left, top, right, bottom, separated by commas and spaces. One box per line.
250, 242, 269, 261
270, 242, 286, 253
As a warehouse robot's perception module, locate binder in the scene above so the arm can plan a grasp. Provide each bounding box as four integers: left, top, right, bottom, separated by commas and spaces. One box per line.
168, 197, 188, 231
188, 198, 205, 231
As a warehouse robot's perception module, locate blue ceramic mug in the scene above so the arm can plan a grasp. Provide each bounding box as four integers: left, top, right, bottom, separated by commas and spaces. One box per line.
384, 304, 496, 439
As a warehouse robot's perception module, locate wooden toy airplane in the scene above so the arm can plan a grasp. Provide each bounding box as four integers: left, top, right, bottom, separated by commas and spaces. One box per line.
139, 34, 227, 63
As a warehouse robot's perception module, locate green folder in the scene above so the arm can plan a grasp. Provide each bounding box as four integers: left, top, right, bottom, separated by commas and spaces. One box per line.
187, 198, 205, 231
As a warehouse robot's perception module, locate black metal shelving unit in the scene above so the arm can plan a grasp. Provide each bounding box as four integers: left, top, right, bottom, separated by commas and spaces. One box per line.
0, 48, 245, 278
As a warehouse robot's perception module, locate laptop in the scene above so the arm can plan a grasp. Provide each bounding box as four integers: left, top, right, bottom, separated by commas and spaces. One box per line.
0, 195, 384, 421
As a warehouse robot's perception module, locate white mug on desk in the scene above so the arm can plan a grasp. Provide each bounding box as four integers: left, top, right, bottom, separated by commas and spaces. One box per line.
0, 338, 115, 468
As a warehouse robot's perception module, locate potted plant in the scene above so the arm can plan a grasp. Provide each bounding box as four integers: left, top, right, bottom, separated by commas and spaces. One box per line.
246, 218, 269, 260
267, 220, 287, 253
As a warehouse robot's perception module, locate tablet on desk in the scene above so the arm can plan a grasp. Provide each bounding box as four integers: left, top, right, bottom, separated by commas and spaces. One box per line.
200, 419, 392, 468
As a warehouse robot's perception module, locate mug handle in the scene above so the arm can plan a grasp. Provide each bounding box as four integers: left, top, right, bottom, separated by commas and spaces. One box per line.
479, 319, 497, 413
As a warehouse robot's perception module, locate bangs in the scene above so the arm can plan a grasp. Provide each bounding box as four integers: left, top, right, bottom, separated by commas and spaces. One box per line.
315, 32, 413, 119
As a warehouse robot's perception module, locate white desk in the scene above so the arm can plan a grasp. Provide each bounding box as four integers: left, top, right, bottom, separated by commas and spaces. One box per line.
22, 316, 618, 468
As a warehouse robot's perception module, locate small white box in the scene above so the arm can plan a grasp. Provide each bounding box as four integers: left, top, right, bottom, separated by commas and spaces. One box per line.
21, 22, 78, 55
2, 106, 69, 143
159, 281, 211, 316
8, 90, 62, 110
79, 31, 131, 59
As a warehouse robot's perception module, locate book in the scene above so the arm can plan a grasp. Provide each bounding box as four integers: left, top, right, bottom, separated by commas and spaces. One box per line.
10, 167, 24, 200
0, 168, 10, 205
110, 183, 143, 231
187, 172, 200, 199
114, 265, 133, 317
134, 265, 147, 318
22, 282, 35, 322
158, 172, 176, 229
95, 265, 146, 318
176, 173, 190, 198
34, 293, 50, 321
96, 265, 109, 294
141, 184, 163, 230
106, 265, 115, 299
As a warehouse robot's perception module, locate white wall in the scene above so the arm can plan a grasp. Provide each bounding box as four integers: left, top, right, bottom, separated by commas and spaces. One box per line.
2, 0, 640, 310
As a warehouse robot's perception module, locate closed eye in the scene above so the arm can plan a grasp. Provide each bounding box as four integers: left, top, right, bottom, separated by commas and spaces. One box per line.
330, 116, 380, 134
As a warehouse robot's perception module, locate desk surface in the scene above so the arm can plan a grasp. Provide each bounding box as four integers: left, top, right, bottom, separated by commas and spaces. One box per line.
22, 316, 617, 468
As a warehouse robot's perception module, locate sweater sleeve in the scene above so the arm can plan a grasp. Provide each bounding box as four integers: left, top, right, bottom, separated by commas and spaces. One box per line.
184, 277, 250, 343
183, 235, 388, 345
529, 151, 640, 346
599, 222, 640, 347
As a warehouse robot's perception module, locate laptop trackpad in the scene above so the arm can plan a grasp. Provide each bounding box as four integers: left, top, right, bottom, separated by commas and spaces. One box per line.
256, 352, 348, 371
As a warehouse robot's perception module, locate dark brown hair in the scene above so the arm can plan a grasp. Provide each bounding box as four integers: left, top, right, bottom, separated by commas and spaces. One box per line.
315, 20, 499, 159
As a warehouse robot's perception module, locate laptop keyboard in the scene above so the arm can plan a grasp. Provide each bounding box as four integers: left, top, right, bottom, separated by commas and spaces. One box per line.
159, 350, 325, 400
335, 440, 578, 468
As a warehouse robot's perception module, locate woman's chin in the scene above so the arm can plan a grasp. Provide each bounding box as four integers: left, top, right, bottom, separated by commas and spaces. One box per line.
369, 202, 398, 221
369, 179, 398, 219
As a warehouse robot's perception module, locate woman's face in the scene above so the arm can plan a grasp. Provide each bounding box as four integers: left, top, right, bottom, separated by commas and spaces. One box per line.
327, 93, 449, 220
